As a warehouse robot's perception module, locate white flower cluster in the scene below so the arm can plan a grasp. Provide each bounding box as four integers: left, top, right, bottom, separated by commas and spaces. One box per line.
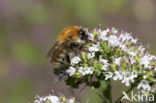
105, 70, 138, 86
66, 56, 94, 76
65, 27, 156, 93
34, 94, 75, 103
66, 66, 94, 76
137, 80, 151, 92
79, 67, 94, 75
71, 56, 81, 66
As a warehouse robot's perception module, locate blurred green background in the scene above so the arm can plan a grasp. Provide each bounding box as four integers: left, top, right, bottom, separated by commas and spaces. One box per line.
0, 0, 156, 103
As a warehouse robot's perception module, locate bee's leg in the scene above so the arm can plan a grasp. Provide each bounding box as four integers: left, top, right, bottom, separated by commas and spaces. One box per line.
58, 50, 71, 66
56, 52, 70, 67
53, 60, 70, 81
55, 56, 70, 71
53, 51, 72, 79
66, 54, 70, 64
52, 60, 66, 75
56, 51, 71, 67
55, 61, 67, 69
65, 53, 71, 66
57, 60, 70, 69
66, 50, 76, 63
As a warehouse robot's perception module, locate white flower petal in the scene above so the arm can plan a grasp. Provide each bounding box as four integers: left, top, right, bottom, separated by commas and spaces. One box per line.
99, 28, 109, 41
105, 72, 113, 80
108, 35, 121, 47
66, 67, 76, 76
87, 52, 95, 59
71, 56, 81, 66
114, 57, 122, 65
99, 55, 108, 64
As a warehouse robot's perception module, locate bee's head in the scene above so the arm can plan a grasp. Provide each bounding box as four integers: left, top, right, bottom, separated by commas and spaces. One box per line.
58, 26, 89, 47
78, 27, 89, 43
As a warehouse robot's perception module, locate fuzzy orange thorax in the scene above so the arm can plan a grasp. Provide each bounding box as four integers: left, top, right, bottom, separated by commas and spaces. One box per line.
58, 26, 81, 43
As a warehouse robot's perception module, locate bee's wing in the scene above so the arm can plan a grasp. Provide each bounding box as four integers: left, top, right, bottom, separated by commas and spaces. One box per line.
47, 41, 60, 62
47, 40, 69, 63
47, 41, 57, 56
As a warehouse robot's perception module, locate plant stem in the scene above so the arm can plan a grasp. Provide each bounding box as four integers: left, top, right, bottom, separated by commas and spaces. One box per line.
108, 79, 112, 103
101, 79, 112, 103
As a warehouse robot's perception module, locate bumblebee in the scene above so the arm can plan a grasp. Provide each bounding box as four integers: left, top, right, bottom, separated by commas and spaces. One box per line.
47, 26, 89, 72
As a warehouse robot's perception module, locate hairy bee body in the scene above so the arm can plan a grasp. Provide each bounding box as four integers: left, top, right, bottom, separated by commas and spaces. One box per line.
47, 26, 89, 71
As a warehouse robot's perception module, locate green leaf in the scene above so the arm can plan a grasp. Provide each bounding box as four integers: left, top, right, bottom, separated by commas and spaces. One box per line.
61, 96, 66, 102
135, 56, 141, 62
45, 100, 51, 103
93, 29, 97, 36
82, 51, 87, 60
75, 72, 80, 78
148, 77, 156, 82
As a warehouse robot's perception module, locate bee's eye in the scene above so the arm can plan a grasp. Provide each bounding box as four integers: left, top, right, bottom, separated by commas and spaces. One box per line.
70, 42, 80, 47
79, 29, 85, 36
79, 28, 88, 41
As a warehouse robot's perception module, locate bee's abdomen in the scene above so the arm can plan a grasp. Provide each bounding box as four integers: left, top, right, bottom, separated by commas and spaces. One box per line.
52, 48, 74, 69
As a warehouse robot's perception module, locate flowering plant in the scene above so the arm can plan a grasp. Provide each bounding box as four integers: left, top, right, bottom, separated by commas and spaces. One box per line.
34, 93, 75, 103
63, 27, 156, 102
34, 27, 156, 103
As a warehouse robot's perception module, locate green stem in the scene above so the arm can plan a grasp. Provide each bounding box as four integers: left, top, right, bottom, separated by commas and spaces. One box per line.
101, 79, 112, 103
108, 79, 112, 103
